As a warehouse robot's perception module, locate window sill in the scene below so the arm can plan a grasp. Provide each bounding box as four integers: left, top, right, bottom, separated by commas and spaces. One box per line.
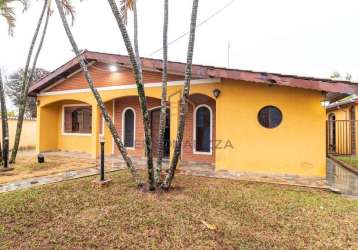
62, 133, 92, 137
193, 150, 212, 156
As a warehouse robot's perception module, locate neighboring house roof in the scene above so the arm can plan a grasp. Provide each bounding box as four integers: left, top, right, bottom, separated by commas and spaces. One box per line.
326, 96, 357, 111
28, 50, 358, 101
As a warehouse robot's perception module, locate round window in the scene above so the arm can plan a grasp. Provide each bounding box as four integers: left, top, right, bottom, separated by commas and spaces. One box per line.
258, 106, 282, 128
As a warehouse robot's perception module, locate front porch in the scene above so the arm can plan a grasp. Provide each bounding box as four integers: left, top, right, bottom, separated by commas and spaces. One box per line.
36, 92, 217, 165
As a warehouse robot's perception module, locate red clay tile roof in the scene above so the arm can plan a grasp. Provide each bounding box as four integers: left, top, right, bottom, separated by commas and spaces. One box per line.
29, 50, 358, 100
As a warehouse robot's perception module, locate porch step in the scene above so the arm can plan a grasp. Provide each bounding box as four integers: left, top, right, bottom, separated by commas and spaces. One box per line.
329, 187, 342, 194
106, 156, 215, 176
179, 161, 215, 170
177, 161, 215, 177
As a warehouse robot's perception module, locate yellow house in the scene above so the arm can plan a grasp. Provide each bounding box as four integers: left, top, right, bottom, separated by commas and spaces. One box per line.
29, 51, 358, 178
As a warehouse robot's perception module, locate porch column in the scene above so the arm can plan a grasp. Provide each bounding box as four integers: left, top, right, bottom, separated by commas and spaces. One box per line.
37, 104, 59, 153
36, 105, 41, 153
168, 93, 181, 158
91, 104, 100, 158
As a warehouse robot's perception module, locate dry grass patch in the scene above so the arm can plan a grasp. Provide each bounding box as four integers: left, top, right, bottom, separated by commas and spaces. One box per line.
336, 156, 358, 171
0, 152, 96, 184
0, 172, 357, 249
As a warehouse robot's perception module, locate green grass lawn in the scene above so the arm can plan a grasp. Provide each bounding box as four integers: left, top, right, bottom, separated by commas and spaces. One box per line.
0, 172, 357, 249
336, 156, 358, 170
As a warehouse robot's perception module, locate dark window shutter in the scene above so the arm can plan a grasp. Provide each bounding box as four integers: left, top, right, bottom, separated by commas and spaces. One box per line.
195, 106, 211, 152
64, 108, 72, 133
124, 109, 135, 147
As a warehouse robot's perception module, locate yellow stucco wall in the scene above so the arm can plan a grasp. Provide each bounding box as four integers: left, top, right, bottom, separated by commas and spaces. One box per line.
215, 80, 326, 177
0, 118, 36, 149
37, 104, 58, 152
37, 79, 326, 177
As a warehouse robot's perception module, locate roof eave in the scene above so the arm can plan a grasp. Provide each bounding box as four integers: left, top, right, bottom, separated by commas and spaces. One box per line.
28, 50, 358, 96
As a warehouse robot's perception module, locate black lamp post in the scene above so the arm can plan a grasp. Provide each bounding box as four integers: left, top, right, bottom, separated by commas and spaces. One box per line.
0, 136, 14, 172
92, 136, 112, 187
100, 136, 105, 181
3, 136, 8, 168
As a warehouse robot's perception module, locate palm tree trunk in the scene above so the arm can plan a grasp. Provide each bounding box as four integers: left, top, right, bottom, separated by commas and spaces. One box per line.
10, 4, 50, 163
162, 0, 200, 190
54, 0, 143, 187
107, 0, 155, 190
10, 0, 47, 164
132, 0, 140, 71
27, 5, 51, 95
155, 0, 169, 185
0, 138, 2, 161
0, 70, 9, 168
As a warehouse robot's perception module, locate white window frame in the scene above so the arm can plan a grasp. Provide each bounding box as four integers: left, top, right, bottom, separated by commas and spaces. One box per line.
61, 104, 92, 136
193, 104, 213, 155
122, 107, 136, 150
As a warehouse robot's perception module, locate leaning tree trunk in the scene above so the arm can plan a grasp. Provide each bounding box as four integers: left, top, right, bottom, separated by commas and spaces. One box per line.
162, 0, 200, 190
0, 70, 9, 168
107, 0, 155, 190
10, 0, 47, 163
155, 0, 169, 185
54, 0, 143, 187
27, 4, 51, 97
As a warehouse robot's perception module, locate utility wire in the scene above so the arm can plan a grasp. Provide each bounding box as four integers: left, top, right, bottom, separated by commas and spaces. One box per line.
148, 0, 236, 57
80, 0, 236, 73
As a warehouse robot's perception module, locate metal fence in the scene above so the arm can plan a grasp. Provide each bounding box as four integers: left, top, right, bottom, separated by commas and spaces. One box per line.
327, 120, 357, 155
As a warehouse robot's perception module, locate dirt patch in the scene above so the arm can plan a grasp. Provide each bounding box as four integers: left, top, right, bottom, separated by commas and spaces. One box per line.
0, 151, 97, 184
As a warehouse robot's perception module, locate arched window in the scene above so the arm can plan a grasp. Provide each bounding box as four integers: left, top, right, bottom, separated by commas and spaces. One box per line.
122, 108, 136, 148
194, 105, 212, 154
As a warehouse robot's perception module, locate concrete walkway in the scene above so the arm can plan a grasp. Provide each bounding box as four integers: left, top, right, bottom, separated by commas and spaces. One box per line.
0, 151, 332, 193
327, 158, 358, 196
0, 167, 99, 193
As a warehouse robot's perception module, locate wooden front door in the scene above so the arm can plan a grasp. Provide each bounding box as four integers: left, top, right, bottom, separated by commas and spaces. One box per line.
150, 108, 170, 159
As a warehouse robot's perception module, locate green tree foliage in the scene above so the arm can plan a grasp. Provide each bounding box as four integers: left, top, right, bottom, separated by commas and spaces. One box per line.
6, 68, 48, 118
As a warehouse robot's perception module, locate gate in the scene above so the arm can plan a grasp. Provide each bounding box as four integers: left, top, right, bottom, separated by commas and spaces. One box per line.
327, 119, 357, 155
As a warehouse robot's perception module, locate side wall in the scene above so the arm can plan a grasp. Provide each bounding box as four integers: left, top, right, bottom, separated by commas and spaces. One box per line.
215, 80, 326, 177
0, 118, 36, 150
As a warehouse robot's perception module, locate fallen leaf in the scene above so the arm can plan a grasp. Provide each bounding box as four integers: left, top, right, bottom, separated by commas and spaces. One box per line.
201, 220, 217, 230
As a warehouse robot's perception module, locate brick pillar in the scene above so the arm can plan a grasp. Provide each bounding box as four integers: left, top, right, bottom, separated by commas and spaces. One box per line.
350, 106, 356, 155
168, 93, 181, 159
